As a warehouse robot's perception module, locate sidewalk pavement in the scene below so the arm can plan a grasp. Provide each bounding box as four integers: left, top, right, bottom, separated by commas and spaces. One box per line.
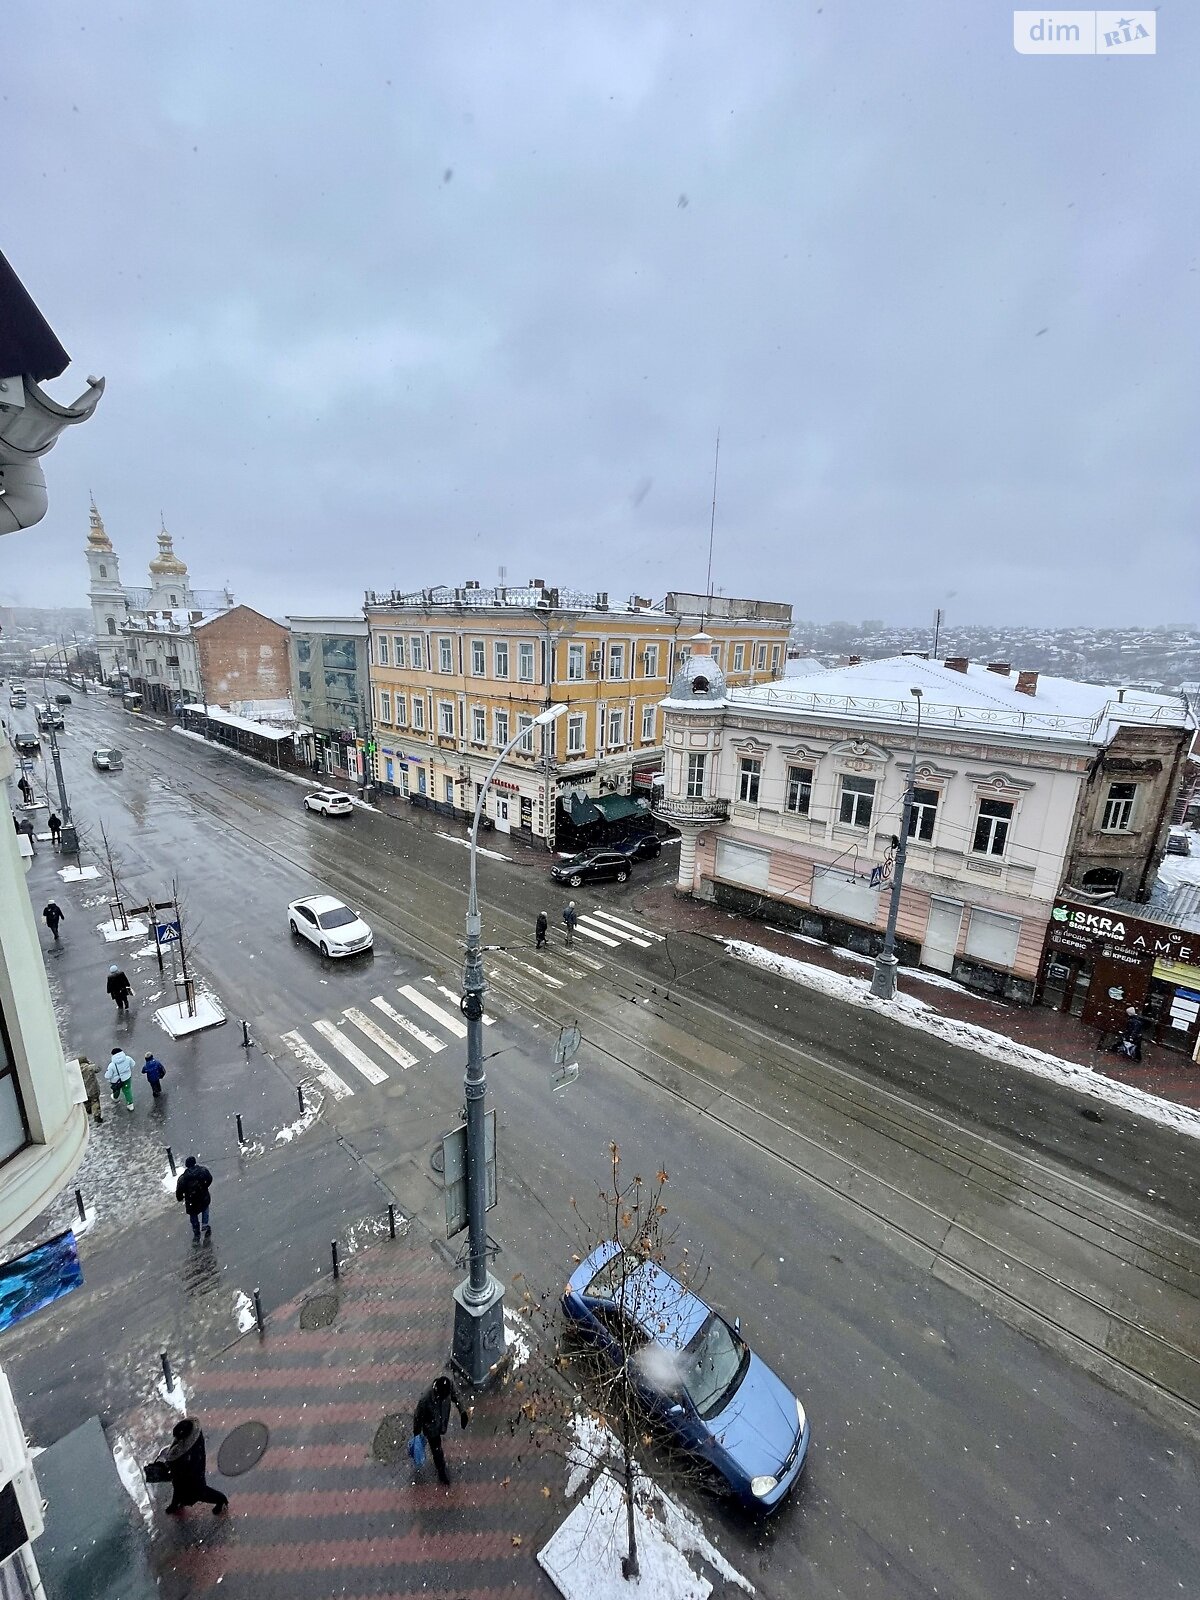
145, 1235, 560, 1600
636, 884, 1200, 1112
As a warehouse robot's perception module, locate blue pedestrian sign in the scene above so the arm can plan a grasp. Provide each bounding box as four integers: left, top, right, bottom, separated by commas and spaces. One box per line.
155, 920, 181, 945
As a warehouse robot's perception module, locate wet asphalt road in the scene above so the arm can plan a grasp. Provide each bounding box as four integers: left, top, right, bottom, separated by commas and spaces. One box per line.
6, 693, 1200, 1600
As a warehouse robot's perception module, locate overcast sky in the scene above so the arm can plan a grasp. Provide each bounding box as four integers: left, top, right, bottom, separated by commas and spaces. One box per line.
3, 2, 1196, 626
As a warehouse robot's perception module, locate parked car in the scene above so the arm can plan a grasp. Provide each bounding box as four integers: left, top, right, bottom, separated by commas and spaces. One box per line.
1165, 832, 1192, 857
287, 895, 373, 958
14, 735, 40, 757
92, 748, 124, 772
54, 693, 72, 706
563, 1241, 811, 1512
613, 833, 662, 862
551, 849, 633, 887
303, 788, 354, 817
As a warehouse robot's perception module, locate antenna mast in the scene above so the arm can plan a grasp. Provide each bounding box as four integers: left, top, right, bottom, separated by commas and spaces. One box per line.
705, 429, 721, 619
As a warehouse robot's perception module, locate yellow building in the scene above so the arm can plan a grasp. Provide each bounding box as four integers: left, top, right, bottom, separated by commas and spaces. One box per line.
363, 582, 792, 846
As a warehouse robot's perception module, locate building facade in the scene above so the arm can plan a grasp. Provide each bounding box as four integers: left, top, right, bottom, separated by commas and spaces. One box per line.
362, 581, 792, 845
286, 617, 371, 778
192, 606, 292, 719
656, 648, 1192, 1004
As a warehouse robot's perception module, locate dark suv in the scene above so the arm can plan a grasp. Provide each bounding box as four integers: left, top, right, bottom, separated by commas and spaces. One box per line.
613, 833, 661, 862
551, 849, 633, 887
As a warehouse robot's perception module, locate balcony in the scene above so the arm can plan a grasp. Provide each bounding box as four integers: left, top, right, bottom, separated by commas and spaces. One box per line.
652, 794, 730, 826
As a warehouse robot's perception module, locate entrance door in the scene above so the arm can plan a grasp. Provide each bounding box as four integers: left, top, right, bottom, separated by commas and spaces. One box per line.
921, 899, 963, 973
494, 797, 511, 834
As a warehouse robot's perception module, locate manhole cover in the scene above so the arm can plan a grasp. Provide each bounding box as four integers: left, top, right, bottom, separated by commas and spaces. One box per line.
217, 1420, 269, 1476
372, 1413, 411, 1465
300, 1292, 340, 1329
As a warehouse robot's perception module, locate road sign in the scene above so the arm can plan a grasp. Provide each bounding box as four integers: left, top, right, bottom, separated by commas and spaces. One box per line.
442, 1111, 497, 1238
154, 920, 181, 945
554, 1023, 581, 1066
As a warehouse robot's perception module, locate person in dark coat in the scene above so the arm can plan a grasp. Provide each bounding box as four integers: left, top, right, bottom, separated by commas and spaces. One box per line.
47, 812, 62, 847
17, 775, 32, 806
42, 901, 64, 942
535, 910, 548, 950
562, 901, 577, 950
162, 1418, 228, 1515
1124, 1006, 1146, 1062
176, 1155, 213, 1240
106, 964, 133, 1013
142, 1052, 167, 1098
412, 1373, 471, 1485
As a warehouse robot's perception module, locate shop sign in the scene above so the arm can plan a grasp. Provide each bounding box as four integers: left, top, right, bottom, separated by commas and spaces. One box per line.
1050, 901, 1196, 966
492, 779, 520, 794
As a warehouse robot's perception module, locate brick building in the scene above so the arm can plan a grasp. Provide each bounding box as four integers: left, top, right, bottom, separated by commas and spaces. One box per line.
193, 606, 292, 718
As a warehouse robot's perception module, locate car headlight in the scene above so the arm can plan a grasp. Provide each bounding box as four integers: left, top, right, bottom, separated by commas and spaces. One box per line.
796, 1398, 807, 1432
750, 1475, 778, 1498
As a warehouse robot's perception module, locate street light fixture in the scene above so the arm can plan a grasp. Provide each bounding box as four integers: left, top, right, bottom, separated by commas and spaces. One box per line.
869, 688, 923, 1001
452, 699, 567, 1386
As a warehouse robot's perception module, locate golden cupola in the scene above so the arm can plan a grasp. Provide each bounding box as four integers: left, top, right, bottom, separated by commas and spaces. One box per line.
87, 497, 112, 551
149, 522, 188, 578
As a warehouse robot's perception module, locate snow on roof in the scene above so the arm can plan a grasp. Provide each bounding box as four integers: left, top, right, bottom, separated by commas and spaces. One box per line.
182, 704, 293, 741
725, 656, 1190, 746
783, 655, 826, 678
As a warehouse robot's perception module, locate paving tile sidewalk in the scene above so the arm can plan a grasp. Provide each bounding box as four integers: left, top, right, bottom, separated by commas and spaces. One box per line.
149, 1235, 561, 1600
636, 884, 1200, 1110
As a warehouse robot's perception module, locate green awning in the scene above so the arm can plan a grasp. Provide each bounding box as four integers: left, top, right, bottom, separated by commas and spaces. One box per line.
590, 795, 651, 823
568, 794, 602, 827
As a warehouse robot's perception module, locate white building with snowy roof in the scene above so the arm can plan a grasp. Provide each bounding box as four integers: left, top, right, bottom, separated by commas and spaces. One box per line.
656, 645, 1192, 1004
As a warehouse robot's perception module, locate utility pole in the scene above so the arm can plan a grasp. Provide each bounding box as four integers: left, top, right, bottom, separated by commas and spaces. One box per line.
869, 688, 923, 1001
40, 669, 78, 854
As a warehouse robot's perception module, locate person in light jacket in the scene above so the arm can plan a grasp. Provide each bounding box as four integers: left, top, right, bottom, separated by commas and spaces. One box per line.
105, 1047, 135, 1110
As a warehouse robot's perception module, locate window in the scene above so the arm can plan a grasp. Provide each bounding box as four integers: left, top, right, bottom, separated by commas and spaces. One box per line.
733, 643, 745, 672
410, 635, 424, 669
771, 645, 781, 671
494, 641, 509, 679
567, 713, 585, 754
411, 697, 425, 730
641, 704, 655, 742
607, 708, 624, 747
395, 694, 407, 726
608, 642, 625, 680
106, 617, 116, 635
964, 908, 1021, 968
378, 689, 392, 722
568, 643, 585, 681
1101, 781, 1137, 832
472, 706, 486, 742
686, 752, 707, 799
973, 797, 1013, 856
298, 670, 312, 692
839, 774, 875, 827
444, 776, 455, 804
439, 637, 453, 673
715, 838, 770, 890
785, 765, 813, 815
543, 717, 557, 756
756, 644, 767, 670
518, 714, 534, 753
377, 634, 389, 666
711, 642, 722, 666
99, 563, 107, 577
494, 709, 510, 745
908, 786, 939, 842
471, 639, 485, 676
1082, 867, 1124, 894
393, 635, 406, 668
518, 641, 535, 682
0, 1004, 32, 1166
738, 757, 762, 805
643, 643, 659, 678
438, 700, 454, 736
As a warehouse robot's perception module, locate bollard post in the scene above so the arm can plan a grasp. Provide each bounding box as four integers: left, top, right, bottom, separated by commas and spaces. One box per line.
160, 1351, 174, 1393
330, 1241, 340, 1280
235, 1113, 245, 1145
74, 1188, 86, 1223
166, 1146, 177, 1176
253, 1287, 264, 1337
241, 1019, 252, 1049
388, 1203, 396, 1239
297, 1085, 306, 1116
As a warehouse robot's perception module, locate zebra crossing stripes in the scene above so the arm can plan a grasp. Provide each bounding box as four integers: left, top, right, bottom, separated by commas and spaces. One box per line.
491, 953, 566, 989
588, 908, 665, 944
567, 947, 605, 973
399, 983, 467, 1038
574, 920, 621, 948
280, 1030, 354, 1100
428, 979, 495, 1025
312, 1019, 390, 1085
583, 915, 650, 948
370, 996, 444, 1052
344, 1007, 418, 1069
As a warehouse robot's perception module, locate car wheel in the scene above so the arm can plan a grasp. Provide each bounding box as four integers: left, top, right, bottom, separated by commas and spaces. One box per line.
289, 919, 300, 936
320, 941, 329, 958
568, 874, 583, 888
616, 868, 629, 883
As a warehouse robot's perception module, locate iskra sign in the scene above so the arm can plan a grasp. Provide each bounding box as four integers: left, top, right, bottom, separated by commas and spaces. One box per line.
1051, 903, 1195, 966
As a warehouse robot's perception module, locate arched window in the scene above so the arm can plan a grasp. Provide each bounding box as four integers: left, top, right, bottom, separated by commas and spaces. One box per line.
691, 676, 710, 694
1081, 868, 1123, 895
106, 617, 117, 636
99, 564, 107, 578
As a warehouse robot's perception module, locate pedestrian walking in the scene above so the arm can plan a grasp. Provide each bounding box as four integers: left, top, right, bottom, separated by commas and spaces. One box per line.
562, 900, 577, 950
535, 910, 548, 950
17, 775, 32, 806
157, 1418, 229, 1516
1124, 1005, 1146, 1062
106, 964, 133, 1013
42, 901, 64, 942
47, 812, 62, 847
105, 1047, 136, 1111
411, 1373, 471, 1486
79, 1056, 103, 1124
142, 1052, 167, 1098
176, 1155, 213, 1241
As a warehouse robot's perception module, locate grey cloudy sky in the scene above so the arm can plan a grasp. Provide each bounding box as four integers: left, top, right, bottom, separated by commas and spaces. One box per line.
4, 2, 1196, 626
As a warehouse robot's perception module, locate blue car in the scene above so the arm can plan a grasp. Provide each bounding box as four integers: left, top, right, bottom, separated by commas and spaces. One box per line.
563, 1240, 810, 1511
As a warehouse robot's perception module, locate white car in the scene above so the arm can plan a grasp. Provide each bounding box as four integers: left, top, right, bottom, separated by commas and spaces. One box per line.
92, 747, 124, 772
304, 788, 354, 816
288, 895, 373, 958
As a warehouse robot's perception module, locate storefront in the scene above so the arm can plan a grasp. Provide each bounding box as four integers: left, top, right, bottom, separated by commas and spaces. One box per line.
1039, 896, 1200, 1055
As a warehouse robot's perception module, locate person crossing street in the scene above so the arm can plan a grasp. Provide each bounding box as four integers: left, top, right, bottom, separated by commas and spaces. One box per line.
535, 910, 548, 950
562, 900, 577, 950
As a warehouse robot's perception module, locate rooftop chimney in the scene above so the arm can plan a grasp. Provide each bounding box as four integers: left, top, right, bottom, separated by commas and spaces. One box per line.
987, 661, 1011, 675
1015, 670, 1039, 697
531, 577, 544, 589
944, 657, 969, 673
847, 654, 861, 667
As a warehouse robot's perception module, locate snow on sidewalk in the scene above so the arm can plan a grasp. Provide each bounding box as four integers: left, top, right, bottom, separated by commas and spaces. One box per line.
721, 937, 1200, 1142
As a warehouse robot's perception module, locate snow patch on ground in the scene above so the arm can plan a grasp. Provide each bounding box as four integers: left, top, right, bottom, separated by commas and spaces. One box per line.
274, 1083, 325, 1142
157, 1374, 188, 1413
110, 1432, 155, 1530
436, 829, 513, 863
58, 864, 100, 882
233, 1290, 257, 1333
73, 1203, 98, 1237
721, 938, 1200, 1140
503, 1306, 532, 1369
98, 916, 149, 943
340, 1211, 405, 1259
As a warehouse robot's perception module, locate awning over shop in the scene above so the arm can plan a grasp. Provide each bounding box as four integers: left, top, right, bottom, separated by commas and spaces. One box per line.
591, 795, 651, 823
567, 794, 602, 827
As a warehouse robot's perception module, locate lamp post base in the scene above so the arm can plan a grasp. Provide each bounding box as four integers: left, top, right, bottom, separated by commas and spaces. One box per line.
869, 952, 899, 1001
451, 1274, 507, 1388
58, 822, 79, 856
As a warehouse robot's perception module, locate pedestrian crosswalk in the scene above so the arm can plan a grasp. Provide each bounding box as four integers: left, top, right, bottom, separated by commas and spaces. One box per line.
276, 908, 665, 1102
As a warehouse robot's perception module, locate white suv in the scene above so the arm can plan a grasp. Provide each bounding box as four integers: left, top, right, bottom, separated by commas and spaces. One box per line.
303, 788, 354, 816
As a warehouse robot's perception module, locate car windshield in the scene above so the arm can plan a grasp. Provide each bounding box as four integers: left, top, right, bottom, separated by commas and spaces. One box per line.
317, 906, 358, 930
679, 1314, 750, 1420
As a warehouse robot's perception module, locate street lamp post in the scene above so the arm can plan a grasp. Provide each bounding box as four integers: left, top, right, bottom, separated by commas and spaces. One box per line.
869, 688, 923, 1002
40, 671, 78, 855
452, 700, 567, 1386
